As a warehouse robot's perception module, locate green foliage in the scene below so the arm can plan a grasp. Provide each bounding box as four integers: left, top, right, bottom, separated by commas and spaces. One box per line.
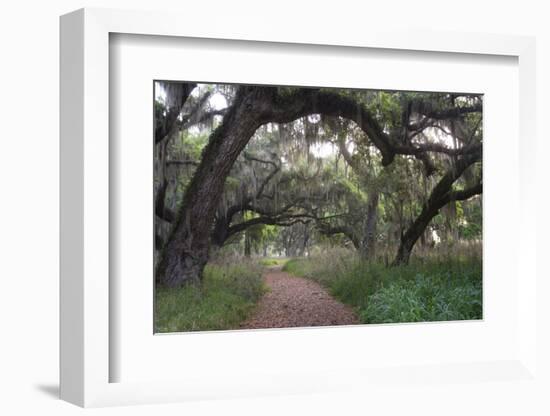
457, 202, 482, 240
284, 248, 482, 325
178, 130, 209, 160
155, 262, 265, 332
376, 91, 403, 127
338, 177, 367, 202
458, 222, 482, 240
361, 269, 482, 323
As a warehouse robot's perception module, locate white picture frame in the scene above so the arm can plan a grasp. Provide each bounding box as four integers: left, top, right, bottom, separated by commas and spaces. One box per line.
60, 7, 539, 408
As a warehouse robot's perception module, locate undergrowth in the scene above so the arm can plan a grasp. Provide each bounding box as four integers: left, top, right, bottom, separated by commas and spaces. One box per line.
155, 261, 265, 333
283, 248, 482, 324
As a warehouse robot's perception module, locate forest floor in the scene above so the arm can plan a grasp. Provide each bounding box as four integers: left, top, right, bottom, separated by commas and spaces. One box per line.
240, 267, 359, 329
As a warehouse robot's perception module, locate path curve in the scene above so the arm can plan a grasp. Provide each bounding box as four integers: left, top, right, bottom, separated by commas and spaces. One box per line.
241, 268, 359, 329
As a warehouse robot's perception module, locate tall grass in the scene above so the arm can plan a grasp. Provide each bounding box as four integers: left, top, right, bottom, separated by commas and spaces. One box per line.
155, 260, 265, 333
283, 246, 482, 324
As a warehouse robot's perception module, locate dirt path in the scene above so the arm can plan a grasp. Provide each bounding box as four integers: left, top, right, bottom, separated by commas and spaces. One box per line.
241, 268, 359, 329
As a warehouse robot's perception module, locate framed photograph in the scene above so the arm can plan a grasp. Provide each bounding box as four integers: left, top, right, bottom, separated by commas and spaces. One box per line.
60, 8, 539, 408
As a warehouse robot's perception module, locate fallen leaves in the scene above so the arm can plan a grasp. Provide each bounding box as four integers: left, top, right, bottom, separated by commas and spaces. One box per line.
241, 269, 359, 329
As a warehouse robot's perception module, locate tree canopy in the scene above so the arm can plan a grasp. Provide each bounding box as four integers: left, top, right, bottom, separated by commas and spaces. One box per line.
154, 82, 482, 287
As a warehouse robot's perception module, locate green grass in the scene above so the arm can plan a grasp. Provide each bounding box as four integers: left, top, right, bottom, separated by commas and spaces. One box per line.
283, 249, 482, 324
361, 271, 481, 323
259, 257, 289, 267
155, 261, 266, 333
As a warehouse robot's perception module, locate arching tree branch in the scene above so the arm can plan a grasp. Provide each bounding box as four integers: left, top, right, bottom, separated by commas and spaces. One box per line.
393, 149, 482, 265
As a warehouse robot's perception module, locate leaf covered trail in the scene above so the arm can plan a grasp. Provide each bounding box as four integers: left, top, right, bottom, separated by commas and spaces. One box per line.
241, 268, 359, 329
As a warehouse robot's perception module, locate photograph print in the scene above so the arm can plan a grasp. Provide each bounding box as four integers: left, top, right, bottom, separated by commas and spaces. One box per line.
154, 81, 482, 333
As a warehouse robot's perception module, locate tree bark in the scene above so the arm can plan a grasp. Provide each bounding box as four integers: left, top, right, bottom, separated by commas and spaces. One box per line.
156, 87, 270, 287
211, 211, 231, 248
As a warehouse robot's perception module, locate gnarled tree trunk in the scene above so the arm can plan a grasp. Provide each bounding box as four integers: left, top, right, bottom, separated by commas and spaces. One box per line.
393, 153, 482, 265
156, 87, 270, 287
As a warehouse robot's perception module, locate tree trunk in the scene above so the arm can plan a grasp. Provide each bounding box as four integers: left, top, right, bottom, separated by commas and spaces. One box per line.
359, 191, 379, 260
211, 212, 230, 248
394, 203, 441, 265
244, 231, 252, 257
156, 88, 268, 287
393, 154, 482, 266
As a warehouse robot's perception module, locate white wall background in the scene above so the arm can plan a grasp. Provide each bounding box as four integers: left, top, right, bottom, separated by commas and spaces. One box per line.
0, 1, 548, 415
